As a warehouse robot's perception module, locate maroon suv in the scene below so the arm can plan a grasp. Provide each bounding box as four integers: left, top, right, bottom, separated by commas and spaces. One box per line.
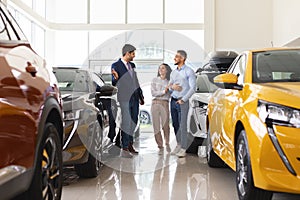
0, 3, 63, 200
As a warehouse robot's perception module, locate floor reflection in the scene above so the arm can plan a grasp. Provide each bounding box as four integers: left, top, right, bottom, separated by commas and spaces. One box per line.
62, 131, 300, 200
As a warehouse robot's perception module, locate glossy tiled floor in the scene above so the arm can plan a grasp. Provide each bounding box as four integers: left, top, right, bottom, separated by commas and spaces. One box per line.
62, 128, 300, 200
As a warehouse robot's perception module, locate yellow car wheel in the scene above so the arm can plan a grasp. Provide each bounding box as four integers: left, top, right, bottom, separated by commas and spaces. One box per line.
236, 130, 273, 200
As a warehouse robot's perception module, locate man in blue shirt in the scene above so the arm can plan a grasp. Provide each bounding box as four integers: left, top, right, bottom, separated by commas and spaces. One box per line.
169, 50, 196, 157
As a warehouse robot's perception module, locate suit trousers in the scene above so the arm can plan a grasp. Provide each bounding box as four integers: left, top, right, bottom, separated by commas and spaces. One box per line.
119, 97, 139, 149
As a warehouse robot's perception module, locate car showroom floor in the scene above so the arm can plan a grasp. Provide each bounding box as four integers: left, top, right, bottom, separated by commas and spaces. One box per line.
62, 126, 300, 200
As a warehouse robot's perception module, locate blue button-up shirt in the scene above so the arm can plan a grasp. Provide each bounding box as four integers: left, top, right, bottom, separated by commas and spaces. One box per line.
169, 64, 196, 102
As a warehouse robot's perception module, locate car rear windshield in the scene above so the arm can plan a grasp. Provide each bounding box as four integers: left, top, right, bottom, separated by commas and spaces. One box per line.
54, 69, 88, 92
253, 50, 300, 83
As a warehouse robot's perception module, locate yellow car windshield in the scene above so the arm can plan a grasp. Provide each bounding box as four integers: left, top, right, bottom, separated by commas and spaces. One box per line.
252, 50, 300, 83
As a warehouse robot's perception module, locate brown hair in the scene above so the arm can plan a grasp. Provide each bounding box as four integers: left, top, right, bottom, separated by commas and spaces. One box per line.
157, 63, 172, 80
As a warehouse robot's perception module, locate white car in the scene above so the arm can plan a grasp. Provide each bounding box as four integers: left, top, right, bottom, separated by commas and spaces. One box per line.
139, 85, 152, 124
187, 51, 238, 153
188, 74, 218, 138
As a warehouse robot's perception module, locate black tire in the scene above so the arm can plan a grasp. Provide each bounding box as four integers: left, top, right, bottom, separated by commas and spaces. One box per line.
75, 153, 101, 178
75, 122, 102, 178
206, 128, 226, 167
140, 110, 151, 124
28, 123, 63, 200
186, 133, 203, 154
236, 130, 273, 200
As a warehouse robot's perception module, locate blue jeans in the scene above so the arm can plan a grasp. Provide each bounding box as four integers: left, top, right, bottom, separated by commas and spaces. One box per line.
170, 98, 189, 149
119, 97, 139, 149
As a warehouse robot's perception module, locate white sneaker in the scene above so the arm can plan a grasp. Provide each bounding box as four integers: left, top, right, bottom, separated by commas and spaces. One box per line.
158, 148, 164, 155
176, 149, 186, 158
171, 145, 181, 155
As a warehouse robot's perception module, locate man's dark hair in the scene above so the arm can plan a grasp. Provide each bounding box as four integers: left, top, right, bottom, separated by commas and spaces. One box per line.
122, 44, 136, 56
177, 50, 187, 60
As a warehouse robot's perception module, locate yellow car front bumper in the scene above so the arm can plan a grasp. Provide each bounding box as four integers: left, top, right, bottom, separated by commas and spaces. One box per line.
251, 124, 300, 194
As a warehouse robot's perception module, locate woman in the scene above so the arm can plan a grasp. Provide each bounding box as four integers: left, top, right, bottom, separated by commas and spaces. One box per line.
151, 63, 172, 154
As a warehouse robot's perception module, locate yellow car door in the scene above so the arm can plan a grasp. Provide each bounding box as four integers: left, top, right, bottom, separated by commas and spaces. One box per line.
210, 54, 247, 168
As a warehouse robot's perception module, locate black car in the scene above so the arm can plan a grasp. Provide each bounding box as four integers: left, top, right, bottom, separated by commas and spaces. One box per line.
53, 68, 117, 178
187, 51, 238, 154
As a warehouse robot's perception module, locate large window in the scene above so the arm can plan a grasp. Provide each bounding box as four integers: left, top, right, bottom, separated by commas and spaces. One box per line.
165, 0, 204, 23
8, 5, 45, 57
49, 0, 87, 23
34, 0, 45, 18
32, 24, 45, 57
128, 0, 163, 23
8, 0, 205, 67
90, 0, 125, 24
125, 30, 164, 59
88, 30, 125, 60
54, 31, 88, 67
14, 11, 31, 41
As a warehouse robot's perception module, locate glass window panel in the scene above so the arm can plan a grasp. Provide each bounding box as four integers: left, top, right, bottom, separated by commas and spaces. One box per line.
54, 31, 88, 67
32, 24, 45, 57
88, 30, 125, 61
51, 0, 87, 23
90, 0, 125, 24
34, 0, 46, 17
7, 6, 16, 18
14, 12, 32, 42
125, 30, 164, 59
165, 0, 204, 23
128, 0, 162, 23
164, 30, 204, 69
0, 12, 11, 40
0, 6, 26, 41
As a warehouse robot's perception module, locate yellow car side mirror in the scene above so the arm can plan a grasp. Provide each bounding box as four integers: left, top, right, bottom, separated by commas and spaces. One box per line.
214, 73, 238, 84
213, 73, 242, 90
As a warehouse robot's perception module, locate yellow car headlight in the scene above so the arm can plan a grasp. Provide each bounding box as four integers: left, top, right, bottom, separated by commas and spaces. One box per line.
258, 100, 300, 128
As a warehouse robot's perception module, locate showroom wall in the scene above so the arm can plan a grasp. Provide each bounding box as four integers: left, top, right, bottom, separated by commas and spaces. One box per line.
214, 0, 273, 52
212, 0, 300, 51
273, 0, 300, 46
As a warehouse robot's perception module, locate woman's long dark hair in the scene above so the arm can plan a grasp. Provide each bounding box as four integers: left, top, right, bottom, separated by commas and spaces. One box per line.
157, 63, 172, 80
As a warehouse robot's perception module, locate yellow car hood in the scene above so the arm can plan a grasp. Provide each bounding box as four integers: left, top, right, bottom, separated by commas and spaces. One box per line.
251, 82, 300, 109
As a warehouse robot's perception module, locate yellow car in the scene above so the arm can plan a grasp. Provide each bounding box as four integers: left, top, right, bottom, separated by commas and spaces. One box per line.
207, 48, 300, 200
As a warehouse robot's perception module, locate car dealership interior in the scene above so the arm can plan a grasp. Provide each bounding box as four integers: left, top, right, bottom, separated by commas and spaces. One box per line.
1, 0, 300, 200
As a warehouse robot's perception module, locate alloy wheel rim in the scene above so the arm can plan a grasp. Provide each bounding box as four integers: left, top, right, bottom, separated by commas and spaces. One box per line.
237, 140, 248, 197
140, 112, 150, 124
42, 137, 61, 200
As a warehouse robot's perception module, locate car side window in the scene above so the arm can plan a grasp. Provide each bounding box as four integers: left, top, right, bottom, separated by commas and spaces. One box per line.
0, 9, 18, 41
91, 73, 105, 91
231, 55, 246, 85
